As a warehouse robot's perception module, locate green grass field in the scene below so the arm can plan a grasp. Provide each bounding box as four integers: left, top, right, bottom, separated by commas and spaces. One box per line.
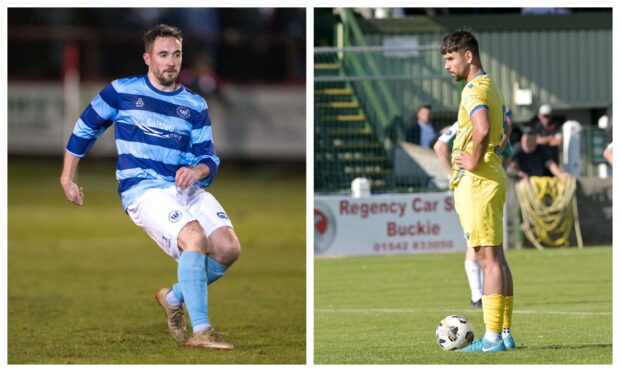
315, 247, 612, 364
8, 157, 305, 364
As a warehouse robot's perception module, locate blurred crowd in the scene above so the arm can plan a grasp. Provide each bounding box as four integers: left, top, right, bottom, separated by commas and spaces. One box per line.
8, 8, 306, 89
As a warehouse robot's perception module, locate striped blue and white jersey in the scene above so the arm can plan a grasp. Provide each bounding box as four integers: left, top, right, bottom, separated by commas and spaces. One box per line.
66, 75, 219, 210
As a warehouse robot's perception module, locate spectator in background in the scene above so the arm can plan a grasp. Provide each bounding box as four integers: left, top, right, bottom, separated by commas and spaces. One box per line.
533, 104, 562, 163
405, 105, 437, 148
521, 8, 571, 15
507, 127, 571, 181
603, 143, 613, 166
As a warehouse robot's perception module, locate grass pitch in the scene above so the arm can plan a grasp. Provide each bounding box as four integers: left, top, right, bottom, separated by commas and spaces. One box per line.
315, 246, 612, 364
8, 157, 305, 364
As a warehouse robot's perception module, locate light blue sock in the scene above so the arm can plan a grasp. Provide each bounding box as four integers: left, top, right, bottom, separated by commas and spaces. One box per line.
207, 256, 228, 284
177, 251, 210, 330
170, 256, 228, 304
171, 283, 183, 303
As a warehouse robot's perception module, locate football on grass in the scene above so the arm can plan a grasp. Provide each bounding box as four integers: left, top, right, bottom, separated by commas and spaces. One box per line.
435, 315, 474, 350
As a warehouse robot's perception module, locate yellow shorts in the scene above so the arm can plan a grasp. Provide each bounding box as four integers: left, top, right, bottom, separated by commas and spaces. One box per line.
454, 175, 506, 248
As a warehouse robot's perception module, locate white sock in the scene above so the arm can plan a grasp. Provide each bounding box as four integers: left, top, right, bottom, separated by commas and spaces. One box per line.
464, 260, 483, 302
166, 290, 182, 307
193, 323, 211, 334
484, 331, 501, 342
502, 328, 512, 338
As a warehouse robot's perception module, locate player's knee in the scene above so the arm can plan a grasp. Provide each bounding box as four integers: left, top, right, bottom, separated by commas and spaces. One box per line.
211, 229, 241, 266
178, 221, 208, 253
220, 235, 241, 266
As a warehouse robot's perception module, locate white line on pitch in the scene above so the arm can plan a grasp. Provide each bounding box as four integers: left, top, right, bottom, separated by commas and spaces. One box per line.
316, 308, 611, 316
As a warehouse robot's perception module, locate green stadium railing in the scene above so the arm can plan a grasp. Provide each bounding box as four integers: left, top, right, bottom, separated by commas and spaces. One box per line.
314, 11, 461, 194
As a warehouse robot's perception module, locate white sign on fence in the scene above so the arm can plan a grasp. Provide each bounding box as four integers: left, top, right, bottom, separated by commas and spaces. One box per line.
314, 193, 466, 257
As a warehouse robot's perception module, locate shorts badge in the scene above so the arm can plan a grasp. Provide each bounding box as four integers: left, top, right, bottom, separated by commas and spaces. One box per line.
169, 210, 183, 223
217, 212, 229, 220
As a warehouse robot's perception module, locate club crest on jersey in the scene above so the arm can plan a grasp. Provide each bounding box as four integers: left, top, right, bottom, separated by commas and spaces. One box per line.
136, 98, 144, 107
176, 106, 191, 119
217, 212, 229, 220
169, 210, 183, 223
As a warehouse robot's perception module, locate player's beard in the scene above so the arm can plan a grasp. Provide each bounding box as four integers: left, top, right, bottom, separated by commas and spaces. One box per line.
155, 69, 179, 87
450, 69, 464, 82
453, 64, 470, 82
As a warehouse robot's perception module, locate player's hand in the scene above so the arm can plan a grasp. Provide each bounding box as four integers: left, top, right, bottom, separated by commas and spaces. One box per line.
61, 180, 84, 206
176, 166, 200, 190
453, 151, 476, 171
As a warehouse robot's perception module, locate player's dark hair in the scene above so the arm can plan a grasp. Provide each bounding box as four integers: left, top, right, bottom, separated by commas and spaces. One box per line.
440, 28, 479, 57
143, 24, 183, 52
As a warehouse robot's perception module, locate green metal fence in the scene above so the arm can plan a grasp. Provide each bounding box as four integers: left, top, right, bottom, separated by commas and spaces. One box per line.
314, 9, 459, 194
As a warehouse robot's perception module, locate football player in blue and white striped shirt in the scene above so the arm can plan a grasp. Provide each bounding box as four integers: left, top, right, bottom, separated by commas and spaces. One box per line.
60, 24, 240, 350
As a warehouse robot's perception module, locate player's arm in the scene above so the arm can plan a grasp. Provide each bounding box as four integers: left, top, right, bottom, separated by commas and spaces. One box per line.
176, 163, 210, 190
454, 108, 490, 171
176, 105, 220, 190
434, 122, 459, 175
60, 152, 84, 206
433, 140, 452, 175
60, 82, 118, 204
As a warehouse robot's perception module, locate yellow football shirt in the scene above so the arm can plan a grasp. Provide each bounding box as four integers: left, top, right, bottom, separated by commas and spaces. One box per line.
450, 72, 506, 188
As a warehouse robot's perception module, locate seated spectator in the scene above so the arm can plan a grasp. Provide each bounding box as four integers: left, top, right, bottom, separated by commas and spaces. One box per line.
405, 105, 436, 148
507, 127, 571, 181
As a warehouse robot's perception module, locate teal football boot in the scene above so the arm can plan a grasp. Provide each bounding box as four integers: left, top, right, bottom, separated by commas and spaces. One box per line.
456, 337, 507, 352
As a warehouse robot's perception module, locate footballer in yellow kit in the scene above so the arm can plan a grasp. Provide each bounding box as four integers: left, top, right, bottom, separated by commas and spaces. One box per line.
441, 28, 514, 353
451, 72, 507, 248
